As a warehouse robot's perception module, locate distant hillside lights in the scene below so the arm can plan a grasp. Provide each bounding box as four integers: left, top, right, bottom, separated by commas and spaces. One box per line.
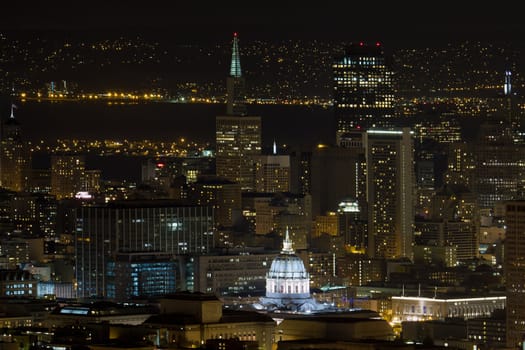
18, 90, 330, 105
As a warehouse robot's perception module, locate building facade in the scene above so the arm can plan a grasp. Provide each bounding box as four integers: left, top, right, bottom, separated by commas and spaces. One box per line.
50, 154, 85, 199
505, 201, 525, 348
216, 34, 261, 191
0, 106, 30, 192
333, 42, 394, 144
74, 200, 214, 298
392, 295, 506, 323
365, 128, 414, 259
106, 251, 178, 301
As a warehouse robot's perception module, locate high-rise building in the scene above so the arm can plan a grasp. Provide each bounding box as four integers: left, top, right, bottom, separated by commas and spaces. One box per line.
216, 33, 261, 191
365, 128, 414, 259
290, 148, 312, 195
0, 105, 30, 192
505, 201, 525, 347
337, 199, 368, 250
254, 153, 291, 193
473, 121, 525, 209
74, 200, 215, 298
106, 252, 178, 301
51, 154, 85, 200
226, 32, 246, 117
191, 253, 274, 295
503, 70, 521, 137
187, 175, 242, 228
333, 43, 394, 144
10, 193, 57, 237
311, 141, 366, 218
444, 142, 475, 187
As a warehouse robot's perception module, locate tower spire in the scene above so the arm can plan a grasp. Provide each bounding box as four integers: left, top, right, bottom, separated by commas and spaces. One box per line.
10, 103, 16, 119
226, 33, 247, 116
282, 226, 294, 254
230, 32, 241, 78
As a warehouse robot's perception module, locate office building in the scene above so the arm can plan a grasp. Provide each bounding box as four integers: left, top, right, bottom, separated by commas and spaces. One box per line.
365, 128, 414, 259
145, 293, 275, 350
216, 33, 261, 191
473, 122, 525, 209
50, 154, 85, 200
333, 42, 394, 144
311, 142, 366, 219
0, 269, 37, 297
74, 200, 214, 298
192, 253, 274, 295
254, 154, 291, 193
187, 175, 242, 228
10, 193, 57, 237
505, 201, 525, 347
0, 105, 29, 192
337, 199, 368, 250
242, 192, 312, 236
106, 252, 177, 301
289, 148, 312, 195
392, 295, 505, 323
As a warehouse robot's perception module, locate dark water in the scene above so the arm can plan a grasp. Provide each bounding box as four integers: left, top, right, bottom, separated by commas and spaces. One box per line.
11, 100, 334, 182
10, 100, 334, 148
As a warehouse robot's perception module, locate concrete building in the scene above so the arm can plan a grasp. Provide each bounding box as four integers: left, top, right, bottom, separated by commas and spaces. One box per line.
0, 105, 30, 192
365, 128, 414, 259
216, 34, 261, 191
391, 295, 506, 323
505, 201, 525, 347
144, 292, 275, 350
332, 42, 394, 139
74, 200, 214, 298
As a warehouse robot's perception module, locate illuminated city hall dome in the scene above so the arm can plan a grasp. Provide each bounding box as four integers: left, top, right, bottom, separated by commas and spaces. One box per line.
266, 228, 310, 299
255, 228, 323, 313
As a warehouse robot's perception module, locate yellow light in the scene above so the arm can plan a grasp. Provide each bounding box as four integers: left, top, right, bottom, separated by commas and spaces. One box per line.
20, 92, 26, 98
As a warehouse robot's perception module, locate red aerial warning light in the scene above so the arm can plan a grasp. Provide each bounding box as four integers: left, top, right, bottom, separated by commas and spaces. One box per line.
234, 32, 238, 37
157, 163, 165, 168
376, 42, 381, 47
359, 42, 364, 46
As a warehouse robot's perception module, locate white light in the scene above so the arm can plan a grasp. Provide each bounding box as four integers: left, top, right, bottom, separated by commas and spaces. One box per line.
75, 191, 92, 199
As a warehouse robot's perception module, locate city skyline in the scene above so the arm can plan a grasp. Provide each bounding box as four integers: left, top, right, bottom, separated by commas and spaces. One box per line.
0, 5, 523, 349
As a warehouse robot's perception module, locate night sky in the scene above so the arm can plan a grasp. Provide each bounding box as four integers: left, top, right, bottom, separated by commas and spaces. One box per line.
1, 2, 524, 46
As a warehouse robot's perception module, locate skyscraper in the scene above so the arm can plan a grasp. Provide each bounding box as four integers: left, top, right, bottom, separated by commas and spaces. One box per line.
310, 141, 366, 219
74, 200, 215, 298
473, 121, 524, 209
50, 154, 85, 199
254, 152, 291, 193
226, 32, 246, 117
333, 43, 394, 144
505, 201, 525, 347
0, 104, 30, 192
216, 33, 261, 191
365, 128, 414, 259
